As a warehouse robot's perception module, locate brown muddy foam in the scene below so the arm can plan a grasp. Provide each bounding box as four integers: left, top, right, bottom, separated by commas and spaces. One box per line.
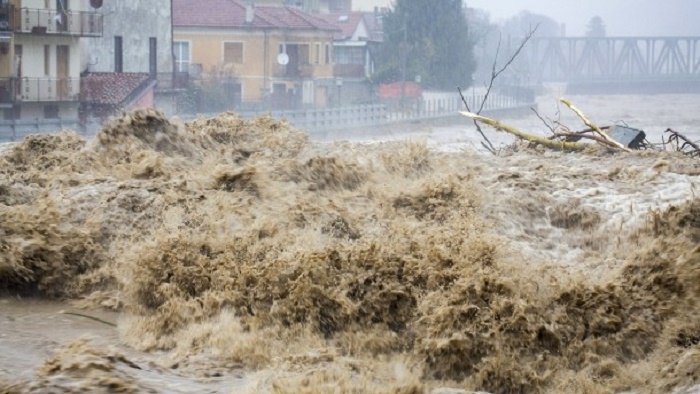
1, 108, 700, 393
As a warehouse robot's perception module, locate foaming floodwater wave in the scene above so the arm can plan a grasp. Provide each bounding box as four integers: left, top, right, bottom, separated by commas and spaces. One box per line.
1, 107, 700, 393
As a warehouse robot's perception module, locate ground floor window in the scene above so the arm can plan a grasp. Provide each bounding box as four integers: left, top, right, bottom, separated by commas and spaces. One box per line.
173, 41, 191, 73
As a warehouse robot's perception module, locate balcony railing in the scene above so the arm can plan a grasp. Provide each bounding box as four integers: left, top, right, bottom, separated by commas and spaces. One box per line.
12, 7, 103, 37
156, 72, 190, 90
17, 77, 80, 102
273, 63, 314, 79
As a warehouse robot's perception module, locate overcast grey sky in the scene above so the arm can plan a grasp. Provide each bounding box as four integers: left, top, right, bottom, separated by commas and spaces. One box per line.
465, 0, 700, 36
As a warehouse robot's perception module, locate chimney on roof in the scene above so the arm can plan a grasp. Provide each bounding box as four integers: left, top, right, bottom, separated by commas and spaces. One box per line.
246, 0, 255, 24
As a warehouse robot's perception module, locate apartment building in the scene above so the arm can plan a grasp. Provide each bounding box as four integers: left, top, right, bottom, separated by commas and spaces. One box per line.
173, 0, 338, 111
80, 0, 179, 124
0, 0, 102, 133
317, 12, 377, 105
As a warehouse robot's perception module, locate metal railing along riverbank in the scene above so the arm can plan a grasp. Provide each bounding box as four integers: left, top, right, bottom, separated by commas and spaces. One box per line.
0, 91, 534, 142
188, 91, 534, 133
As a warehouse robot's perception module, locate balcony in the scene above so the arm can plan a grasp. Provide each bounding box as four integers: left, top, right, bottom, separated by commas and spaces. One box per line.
273, 63, 314, 79
12, 7, 103, 37
17, 77, 80, 102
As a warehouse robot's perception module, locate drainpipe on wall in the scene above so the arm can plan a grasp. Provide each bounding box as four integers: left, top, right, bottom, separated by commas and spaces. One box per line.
170, 0, 174, 76
264, 29, 268, 105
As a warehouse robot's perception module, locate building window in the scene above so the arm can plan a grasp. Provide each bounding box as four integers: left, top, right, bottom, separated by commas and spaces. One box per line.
335, 46, 364, 65
44, 105, 59, 119
325, 44, 330, 64
14, 44, 22, 78
223, 42, 243, 64
173, 41, 190, 72
299, 44, 310, 65
315, 43, 320, 64
114, 35, 123, 72
44, 45, 50, 76
149, 37, 157, 76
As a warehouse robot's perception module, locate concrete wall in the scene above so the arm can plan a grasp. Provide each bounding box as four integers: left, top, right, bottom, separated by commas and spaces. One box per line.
174, 28, 334, 103
83, 0, 173, 74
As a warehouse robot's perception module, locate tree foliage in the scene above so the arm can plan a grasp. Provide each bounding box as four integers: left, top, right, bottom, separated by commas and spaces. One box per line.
468, 9, 558, 85
372, 0, 476, 90
586, 16, 606, 37
501, 10, 562, 38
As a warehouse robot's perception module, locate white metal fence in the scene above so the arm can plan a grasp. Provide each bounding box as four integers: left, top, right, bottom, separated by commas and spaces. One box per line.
0, 91, 535, 143
190, 91, 534, 133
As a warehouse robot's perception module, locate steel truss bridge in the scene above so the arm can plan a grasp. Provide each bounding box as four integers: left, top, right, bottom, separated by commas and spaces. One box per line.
527, 37, 700, 84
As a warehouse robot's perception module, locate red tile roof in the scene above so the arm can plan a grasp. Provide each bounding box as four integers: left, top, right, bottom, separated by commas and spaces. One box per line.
173, 0, 338, 31
81, 73, 152, 106
317, 12, 364, 40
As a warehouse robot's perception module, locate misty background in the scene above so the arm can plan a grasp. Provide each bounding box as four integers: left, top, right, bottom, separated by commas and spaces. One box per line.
355, 0, 700, 36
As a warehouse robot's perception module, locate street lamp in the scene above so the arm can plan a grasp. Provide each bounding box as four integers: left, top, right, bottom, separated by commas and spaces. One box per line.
335, 77, 343, 107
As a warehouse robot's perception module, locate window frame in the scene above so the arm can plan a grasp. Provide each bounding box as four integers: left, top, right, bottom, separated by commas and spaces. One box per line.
44, 44, 50, 76
222, 41, 244, 65
335, 46, 364, 65
114, 35, 123, 73
173, 40, 191, 73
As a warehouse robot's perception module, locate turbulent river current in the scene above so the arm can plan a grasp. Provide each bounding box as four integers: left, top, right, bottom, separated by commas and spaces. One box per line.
1, 91, 700, 393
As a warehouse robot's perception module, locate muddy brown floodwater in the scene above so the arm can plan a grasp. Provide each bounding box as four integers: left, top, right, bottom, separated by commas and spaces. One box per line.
1, 93, 700, 394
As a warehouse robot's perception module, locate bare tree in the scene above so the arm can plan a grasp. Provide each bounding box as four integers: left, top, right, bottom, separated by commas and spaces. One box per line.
459, 24, 539, 154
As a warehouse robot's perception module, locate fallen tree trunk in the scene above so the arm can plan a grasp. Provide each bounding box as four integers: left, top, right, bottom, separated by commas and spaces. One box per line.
459, 111, 587, 152
560, 98, 631, 152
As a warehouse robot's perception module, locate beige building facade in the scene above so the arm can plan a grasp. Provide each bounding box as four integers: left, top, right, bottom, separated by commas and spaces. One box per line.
173, 0, 338, 110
